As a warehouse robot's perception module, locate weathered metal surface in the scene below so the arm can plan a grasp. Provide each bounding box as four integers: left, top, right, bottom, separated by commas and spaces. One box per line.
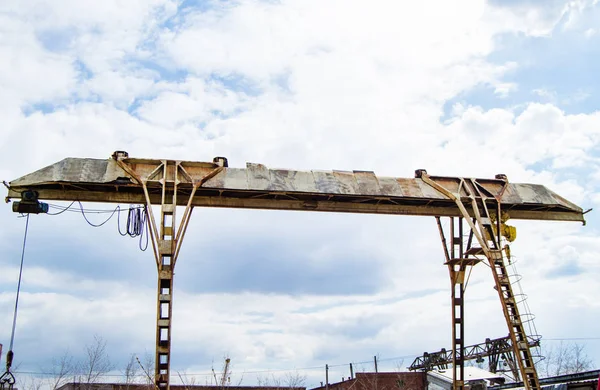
6, 154, 585, 222
432, 175, 543, 390
409, 335, 537, 374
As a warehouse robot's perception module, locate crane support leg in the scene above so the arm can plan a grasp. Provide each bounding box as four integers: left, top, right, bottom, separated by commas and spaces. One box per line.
437, 217, 481, 390
114, 154, 223, 390
424, 173, 541, 390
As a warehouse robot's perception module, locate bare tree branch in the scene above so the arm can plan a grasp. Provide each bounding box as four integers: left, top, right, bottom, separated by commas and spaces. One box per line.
537, 342, 592, 378
47, 349, 74, 390
123, 354, 139, 388
77, 335, 115, 387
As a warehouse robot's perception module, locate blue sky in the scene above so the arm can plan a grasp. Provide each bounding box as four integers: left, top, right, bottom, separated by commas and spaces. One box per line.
1, 0, 600, 388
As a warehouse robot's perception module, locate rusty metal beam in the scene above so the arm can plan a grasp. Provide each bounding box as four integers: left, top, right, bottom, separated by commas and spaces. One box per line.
3, 187, 584, 222
5, 154, 585, 223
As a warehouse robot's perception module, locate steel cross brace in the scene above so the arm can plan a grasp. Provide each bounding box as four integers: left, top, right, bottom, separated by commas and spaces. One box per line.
408, 335, 533, 381
115, 154, 223, 390
423, 173, 541, 390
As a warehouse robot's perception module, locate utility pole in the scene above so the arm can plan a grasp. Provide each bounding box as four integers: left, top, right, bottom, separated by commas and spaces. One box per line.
374, 356, 378, 373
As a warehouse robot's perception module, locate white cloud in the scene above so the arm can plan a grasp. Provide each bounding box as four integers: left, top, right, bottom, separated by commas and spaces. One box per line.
494, 82, 518, 98
532, 88, 558, 102
1, 0, 600, 387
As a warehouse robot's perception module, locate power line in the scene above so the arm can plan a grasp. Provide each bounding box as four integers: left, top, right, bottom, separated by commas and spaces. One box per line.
9, 340, 598, 379
542, 338, 600, 341
11, 353, 419, 378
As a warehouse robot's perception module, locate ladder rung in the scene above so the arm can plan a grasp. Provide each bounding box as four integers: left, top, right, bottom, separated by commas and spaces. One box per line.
157, 347, 169, 354
158, 319, 170, 327
159, 239, 173, 255
159, 294, 171, 302
518, 342, 529, 350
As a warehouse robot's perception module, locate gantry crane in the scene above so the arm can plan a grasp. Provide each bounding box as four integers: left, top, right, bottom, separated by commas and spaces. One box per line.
409, 335, 540, 380
5, 151, 585, 390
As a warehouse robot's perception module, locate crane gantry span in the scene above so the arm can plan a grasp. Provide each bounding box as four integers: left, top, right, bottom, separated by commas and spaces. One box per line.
5, 151, 585, 390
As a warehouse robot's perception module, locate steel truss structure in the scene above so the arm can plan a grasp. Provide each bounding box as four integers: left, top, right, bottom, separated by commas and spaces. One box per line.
5, 152, 585, 390
409, 335, 540, 381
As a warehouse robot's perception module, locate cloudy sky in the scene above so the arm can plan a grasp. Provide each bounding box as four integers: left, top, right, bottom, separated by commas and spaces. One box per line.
1, 0, 600, 388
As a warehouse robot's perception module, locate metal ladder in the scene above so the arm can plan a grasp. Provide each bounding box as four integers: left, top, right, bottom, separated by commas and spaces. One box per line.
468, 181, 541, 390
423, 173, 541, 390
156, 166, 177, 389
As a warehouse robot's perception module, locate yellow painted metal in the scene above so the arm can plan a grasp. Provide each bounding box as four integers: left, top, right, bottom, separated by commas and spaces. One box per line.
5, 152, 585, 390
6, 154, 585, 223
425, 173, 541, 390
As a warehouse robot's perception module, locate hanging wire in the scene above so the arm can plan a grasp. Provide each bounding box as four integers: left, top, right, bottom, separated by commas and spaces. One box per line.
9, 214, 28, 352
117, 205, 149, 251
47, 202, 125, 214
1, 214, 30, 390
46, 201, 77, 216
77, 201, 120, 227
46, 201, 149, 251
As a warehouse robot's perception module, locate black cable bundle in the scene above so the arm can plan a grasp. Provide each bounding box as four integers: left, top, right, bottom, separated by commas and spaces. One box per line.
118, 205, 149, 251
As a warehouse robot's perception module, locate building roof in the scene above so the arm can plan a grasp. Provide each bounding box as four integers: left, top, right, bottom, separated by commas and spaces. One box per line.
428, 367, 506, 385
310, 371, 426, 390
430, 367, 506, 382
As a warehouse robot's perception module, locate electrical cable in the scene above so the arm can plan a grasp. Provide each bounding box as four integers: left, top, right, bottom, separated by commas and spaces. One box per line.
12, 351, 420, 378
117, 205, 149, 251
48, 202, 131, 214
543, 337, 600, 341
78, 201, 120, 227
46, 201, 149, 251
1, 214, 30, 390
9, 214, 28, 352
47, 201, 77, 216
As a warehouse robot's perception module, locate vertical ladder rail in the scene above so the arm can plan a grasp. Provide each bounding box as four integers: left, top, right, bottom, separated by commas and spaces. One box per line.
437, 217, 479, 390
451, 217, 465, 390
155, 160, 177, 390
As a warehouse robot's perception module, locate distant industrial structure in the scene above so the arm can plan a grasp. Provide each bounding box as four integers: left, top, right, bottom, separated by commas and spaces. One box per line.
409, 336, 540, 381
